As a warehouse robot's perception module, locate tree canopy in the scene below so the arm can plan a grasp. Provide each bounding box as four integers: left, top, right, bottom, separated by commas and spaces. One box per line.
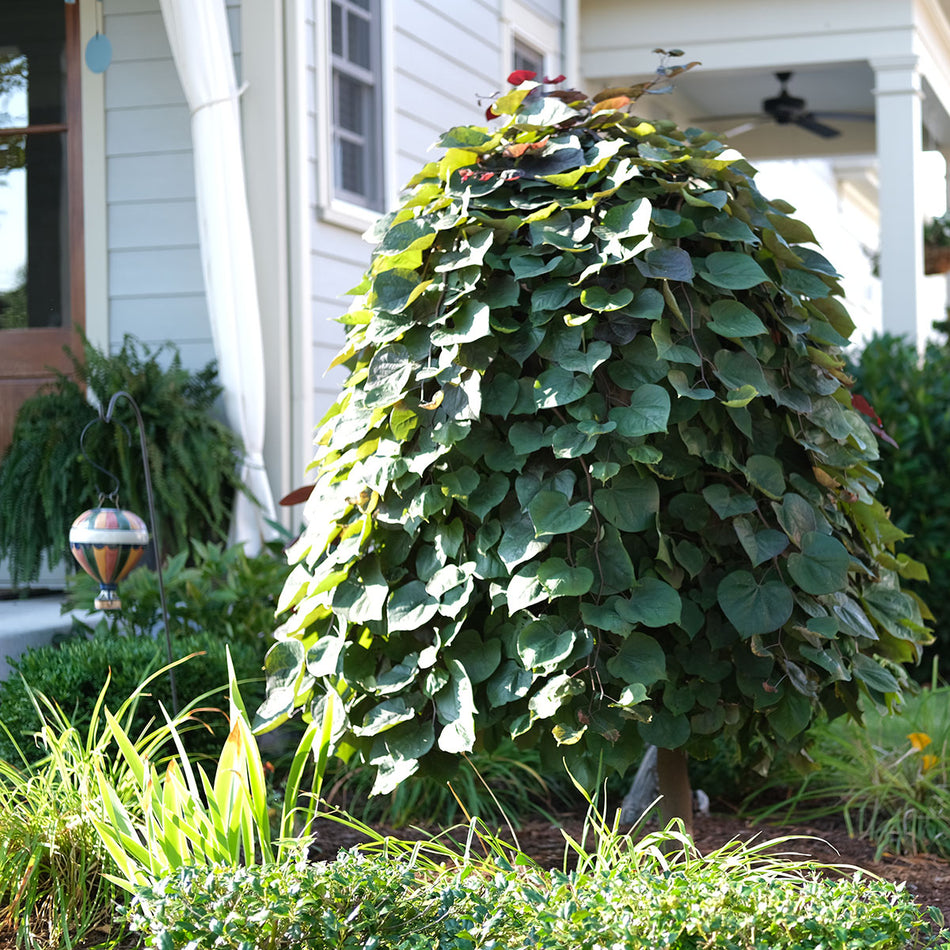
262, 67, 932, 794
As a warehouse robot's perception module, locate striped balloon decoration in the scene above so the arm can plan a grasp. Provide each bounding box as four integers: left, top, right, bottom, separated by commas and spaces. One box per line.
69, 507, 150, 610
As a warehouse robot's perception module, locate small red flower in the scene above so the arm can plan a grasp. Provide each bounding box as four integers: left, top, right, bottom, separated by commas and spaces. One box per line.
544, 74, 566, 84
478, 172, 495, 181
458, 168, 476, 181
508, 69, 537, 85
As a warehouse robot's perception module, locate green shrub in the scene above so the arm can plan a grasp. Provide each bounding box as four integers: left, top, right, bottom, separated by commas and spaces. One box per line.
64, 538, 293, 650
848, 335, 949, 671
0, 626, 265, 766
127, 828, 950, 950
0, 333, 248, 585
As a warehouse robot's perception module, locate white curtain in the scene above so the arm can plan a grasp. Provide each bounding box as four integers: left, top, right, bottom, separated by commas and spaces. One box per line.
158, 0, 277, 551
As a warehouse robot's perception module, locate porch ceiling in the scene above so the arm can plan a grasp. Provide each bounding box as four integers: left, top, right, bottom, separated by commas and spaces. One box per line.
579, 0, 950, 161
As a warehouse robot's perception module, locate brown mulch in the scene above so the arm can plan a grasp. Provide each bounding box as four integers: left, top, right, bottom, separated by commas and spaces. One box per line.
308, 809, 950, 918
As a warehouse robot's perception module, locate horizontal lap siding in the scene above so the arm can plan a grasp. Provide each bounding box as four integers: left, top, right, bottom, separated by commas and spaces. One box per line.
103, 1, 214, 371
308, 0, 509, 431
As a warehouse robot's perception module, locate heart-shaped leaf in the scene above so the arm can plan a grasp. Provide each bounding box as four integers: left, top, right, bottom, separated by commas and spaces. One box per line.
717, 570, 793, 637
528, 490, 593, 537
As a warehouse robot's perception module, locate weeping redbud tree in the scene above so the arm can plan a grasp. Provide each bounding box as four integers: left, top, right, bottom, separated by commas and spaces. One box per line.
262, 62, 931, 829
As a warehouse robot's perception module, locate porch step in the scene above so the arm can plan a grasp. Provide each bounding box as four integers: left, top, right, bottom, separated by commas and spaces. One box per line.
0, 596, 90, 680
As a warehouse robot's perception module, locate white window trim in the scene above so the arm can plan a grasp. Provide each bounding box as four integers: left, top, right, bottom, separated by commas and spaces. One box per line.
501, 0, 562, 87
314, 0, 394, 232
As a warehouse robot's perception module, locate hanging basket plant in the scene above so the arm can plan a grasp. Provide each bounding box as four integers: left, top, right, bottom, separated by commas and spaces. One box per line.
263, 64, 932, 796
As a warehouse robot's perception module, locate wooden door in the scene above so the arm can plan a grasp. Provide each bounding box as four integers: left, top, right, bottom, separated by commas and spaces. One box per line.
0, 1, 84, 457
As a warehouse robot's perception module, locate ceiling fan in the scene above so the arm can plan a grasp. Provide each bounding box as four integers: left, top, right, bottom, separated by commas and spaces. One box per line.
703, 71, 874, 139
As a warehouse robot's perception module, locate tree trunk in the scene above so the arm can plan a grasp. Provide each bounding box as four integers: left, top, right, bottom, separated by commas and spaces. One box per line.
656, 746, 693, 837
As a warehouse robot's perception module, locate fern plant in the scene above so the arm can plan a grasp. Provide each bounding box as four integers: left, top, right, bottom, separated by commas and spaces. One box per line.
0, 334, 248, 585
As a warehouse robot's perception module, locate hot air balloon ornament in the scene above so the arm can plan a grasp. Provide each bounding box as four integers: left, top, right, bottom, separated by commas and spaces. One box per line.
69, 503, 149, 609
69, 413, 152, 610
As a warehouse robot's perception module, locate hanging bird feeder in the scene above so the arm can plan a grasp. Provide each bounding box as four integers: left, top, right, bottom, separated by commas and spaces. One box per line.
69, 391, 178, 712
69, 504, 149, 610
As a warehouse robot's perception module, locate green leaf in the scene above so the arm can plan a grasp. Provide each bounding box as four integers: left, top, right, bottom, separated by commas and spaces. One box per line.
354, 698, 415, 737
745, 455, 786, 499
625, 287, 665, 321
498, 511, 548, 569
538, 558, 594, 598
372, 269, 429, 312
387, 580, 440, 632
529, 673, 584, 720
717, 571, 794, 637
436, 661, 477, 753
707, 300, 768, 337
787, 531, 850, 595
466, 471, 509, 519
450, 630, 501, 684
509, 421, 551, 455
633, 247, 695, 281
487, 660, 534, 707
593, 471, 659, 531
606, 631, 667, 686
364, 345, 414, 408
702, 484, 757, 519
851, 653, 901, 694
517, 619, 578, 672
638, 708, 690, 748
700, 252, 769, 289
713, 349, 770, 394
609, 383, 671, 437
507, 563, 547, 612
580, 286, 635, 312
528, 490, 593, 537
773, 493, 825, 546
733, 520, 788, 567
767, 691, 812, 741
615, 578, 682, 628
533, 367, 594, 408
431, 299, 491, 346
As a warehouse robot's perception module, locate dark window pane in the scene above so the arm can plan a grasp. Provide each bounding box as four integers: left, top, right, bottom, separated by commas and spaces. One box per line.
330, 2, 343, 56
512, 39, 544, 78
338, 137, 365, 196
347, 11, 371, 69
350, 0, 370, 10
1, 0, 67, 129
335, 71, 366, 134
0, 130, 68, 328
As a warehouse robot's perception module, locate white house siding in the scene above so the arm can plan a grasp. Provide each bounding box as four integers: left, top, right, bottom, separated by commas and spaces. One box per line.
102, 0, 215, 371
306, 0, 565, 433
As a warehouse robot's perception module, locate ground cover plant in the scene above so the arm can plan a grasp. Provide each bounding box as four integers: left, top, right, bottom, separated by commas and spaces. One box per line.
264, 63, 931, 830
124, 812, 950, 950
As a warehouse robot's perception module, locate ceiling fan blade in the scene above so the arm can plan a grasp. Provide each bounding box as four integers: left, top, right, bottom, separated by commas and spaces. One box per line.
794, 113, 841, 138
811, 111, 875, 123
721, 119, 768, 137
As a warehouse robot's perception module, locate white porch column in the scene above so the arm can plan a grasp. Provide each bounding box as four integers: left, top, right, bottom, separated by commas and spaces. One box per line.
872, 56, 926, 342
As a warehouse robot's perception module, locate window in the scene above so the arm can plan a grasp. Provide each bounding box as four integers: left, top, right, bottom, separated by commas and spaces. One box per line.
0, 0, 82, 331
512, 37, 545, 79
329, 0, 382, 211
